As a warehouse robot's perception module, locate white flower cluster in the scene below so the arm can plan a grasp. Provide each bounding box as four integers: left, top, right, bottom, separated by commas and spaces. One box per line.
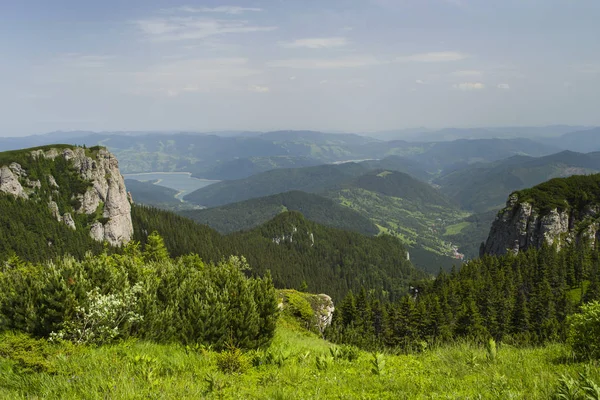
50, 283, 144, 345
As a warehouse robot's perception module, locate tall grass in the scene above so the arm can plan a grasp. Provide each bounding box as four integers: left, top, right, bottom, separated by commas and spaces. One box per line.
0, 326, 597, 400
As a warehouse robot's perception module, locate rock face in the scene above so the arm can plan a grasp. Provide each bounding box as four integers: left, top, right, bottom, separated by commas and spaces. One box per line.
316, 294, 335, 334
483, 193, 600, 256
0, 146, 133, 246
0, 165, 28, 199
61, 147, 133, 246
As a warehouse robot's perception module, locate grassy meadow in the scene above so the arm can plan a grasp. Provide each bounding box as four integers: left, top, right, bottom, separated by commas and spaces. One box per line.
1, 313, 597, 400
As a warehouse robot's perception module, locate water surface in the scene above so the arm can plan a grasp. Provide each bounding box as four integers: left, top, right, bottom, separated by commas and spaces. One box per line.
124, 172, 219, 198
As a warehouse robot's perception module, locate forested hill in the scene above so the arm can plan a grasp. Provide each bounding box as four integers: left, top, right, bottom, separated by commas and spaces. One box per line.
183, 163, 368, 207
132, 206, 425, 301
179, 190, 379, 235
349, 169, 453, 207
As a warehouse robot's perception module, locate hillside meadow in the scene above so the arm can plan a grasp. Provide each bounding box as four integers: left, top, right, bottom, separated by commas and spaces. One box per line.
1, 304, 598, 400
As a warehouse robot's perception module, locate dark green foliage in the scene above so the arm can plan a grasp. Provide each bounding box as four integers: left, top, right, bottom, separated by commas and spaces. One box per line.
179, 190, 379, 236
133, 206, 425, 301
0, 241, 280, 350
0, 195, 105, 263
567, 301, 600, 360
515, 173, 600, 215
0, 145, 109, 263
328, 241, 600, 350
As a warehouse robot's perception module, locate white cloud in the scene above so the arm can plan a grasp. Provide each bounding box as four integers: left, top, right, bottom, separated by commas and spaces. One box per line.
453, 82, 485, 90
248, 85, 270, 93
289, 76, 297, 80
267, 56, 383, 69
497, 83, 510, 90
397, 51, 469, 63
452, 70, 483, 77
279, 37, 348, 49
319, 80, 329, 84
132, 58, 261, 96
176, 6, 262, 14
134, 17, 277, 42
415, 79, 426, 84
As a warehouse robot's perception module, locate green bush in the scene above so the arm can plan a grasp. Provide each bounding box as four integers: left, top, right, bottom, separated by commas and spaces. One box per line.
567, 301, 600, 360
216, 347, 249, 374
0, 237, 279, 350
0, 332, 63, 373
282, 291, 316, 331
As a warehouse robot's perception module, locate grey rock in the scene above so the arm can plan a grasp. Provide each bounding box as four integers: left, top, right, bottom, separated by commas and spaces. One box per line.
48, 175, 59, 188
62, 213, 76, 230
25, 179, 41, 189
316, 294, 335, 335
9, 163, 26, 177
0, 166, 28, 199
65, 147, 133, 246
48, 201, 61, 221
90, 222, 105, 242
484, 194, 600, 256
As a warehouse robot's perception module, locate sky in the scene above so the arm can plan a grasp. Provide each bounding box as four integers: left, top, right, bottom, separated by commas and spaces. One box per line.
1, 0, 599, 136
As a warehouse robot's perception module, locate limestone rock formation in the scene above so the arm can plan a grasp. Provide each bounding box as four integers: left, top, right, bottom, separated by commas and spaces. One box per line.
316, 294, 335, 334
59, 147, 133, 245
483, 193, 600, 256
0, 146, 133, 246
0, 166, 27, 199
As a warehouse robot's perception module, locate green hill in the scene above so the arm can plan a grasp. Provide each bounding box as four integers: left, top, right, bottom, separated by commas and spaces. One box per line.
323, 170, 467, 271
183, 163, 368, 207
133, 207, 424, 301
202, 156, 322, 180
179, 190, 378, 236
435, 150, 600, 212
184, 164, 465, 271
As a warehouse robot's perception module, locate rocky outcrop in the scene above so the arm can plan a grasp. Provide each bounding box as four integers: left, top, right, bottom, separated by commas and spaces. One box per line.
483, 193, 600, 256
0, 146, 133, 246
0, 166, 28, 199
316, 294, 335, 334
48, 201, 61, 221
62, 213, 76, 230
59, 147, 133, 246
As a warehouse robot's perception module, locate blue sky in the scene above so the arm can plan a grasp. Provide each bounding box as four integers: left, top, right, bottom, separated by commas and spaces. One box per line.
1, 0, 599, 136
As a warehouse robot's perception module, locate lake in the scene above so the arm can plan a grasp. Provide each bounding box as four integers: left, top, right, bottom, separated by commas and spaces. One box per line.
124, 172, 219, 199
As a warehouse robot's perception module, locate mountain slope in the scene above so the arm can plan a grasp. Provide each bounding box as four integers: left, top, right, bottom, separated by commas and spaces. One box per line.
550, 127, 600, 153
179, 190, 378, 235
132, 207, 425, 300
435, 150, 600, 212
0, 145, 132, 261
183, 163, 368, 207
184, 164, 466, 269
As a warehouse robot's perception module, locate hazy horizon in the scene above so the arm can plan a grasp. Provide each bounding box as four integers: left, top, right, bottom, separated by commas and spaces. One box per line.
1, 0, 599, 136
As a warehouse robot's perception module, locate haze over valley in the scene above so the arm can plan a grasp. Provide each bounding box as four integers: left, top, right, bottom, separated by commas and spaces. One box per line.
1, 1, 600, 398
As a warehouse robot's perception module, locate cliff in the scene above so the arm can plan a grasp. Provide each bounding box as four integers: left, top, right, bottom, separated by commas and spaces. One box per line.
483, 174, 600, 256
0, 145, 133, 246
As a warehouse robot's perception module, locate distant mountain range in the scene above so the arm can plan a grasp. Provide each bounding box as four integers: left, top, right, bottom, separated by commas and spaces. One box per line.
435, 150, 600, 213
3, 127, 596, 180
